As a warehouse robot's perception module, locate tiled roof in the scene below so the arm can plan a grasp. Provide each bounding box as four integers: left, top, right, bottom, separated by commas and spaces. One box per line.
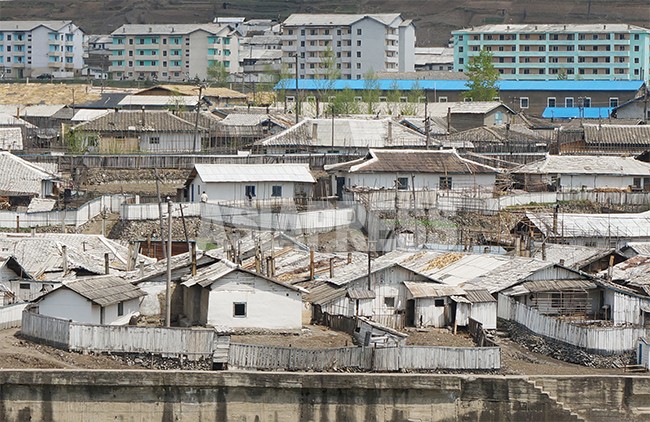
0, 152, 58, 196
524, 210, 650, 239
137, 85, 247, 99
583, 124, 650, 146
73, 110, 203, 133
62, 276, 146, 307
0, 128, 23, 151
326, 149, 500, 174
512, 154, 650, 176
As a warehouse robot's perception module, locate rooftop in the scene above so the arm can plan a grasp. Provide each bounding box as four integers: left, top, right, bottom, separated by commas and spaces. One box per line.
0, 21, 78, 32
453, 24, 649, 34
524, 210, 650, 239
583, 124, 650, 146
61, 276, 146, 307
112, 23, 232, 36
73, 110, 202, 133
512, 154, 650, 176
283, 13, 403, 27
189, 163, 315, 184
0, 152, 59, 196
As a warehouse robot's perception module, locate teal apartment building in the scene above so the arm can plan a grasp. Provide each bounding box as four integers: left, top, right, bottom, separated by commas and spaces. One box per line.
109, 24, 240, 82
452, 24, 650, 82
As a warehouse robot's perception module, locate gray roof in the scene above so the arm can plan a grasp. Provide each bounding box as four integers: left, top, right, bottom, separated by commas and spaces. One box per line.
583, 124, 650, 146
0, 152, 59, 196
426, 102, 513, 116
325, 149, 499, 174
529, 243, 611, 269
403, 281, 465, 298
117, 95, 199, 108
0, 21, 77, 32
621, 242, 650, 257
112, 23, 231, 36
453, 24, 648, 34
73, 110, 203, 133
61, 276, 146, 307
502, 279, 597, 296
512, 154, 650, 176
463, 289, 496, 303
191, 163, 315, 183
525, 210, 650, 239
0, 128, 23, 151
346, 287, 375, 299
220, 114, 270, 126
283, 13, 403, 27
257, 118, 436, 149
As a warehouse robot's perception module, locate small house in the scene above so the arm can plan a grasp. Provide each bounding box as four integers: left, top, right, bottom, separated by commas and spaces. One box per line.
424, 101, 515, 132
0, 152, 60, 204
36, 276, 146, 325
180, 260, 305, 332
184, 163, 315, 203
511, 154, 650, 192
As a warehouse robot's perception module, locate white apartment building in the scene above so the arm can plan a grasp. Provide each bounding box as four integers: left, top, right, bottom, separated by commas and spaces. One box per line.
281, 14, 416, 80
109, 24, 240, 82
0, 21, 84, 79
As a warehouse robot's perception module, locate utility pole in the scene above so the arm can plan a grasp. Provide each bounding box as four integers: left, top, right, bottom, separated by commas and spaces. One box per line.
424, 92, 430, 150
165, 198, 172, 328
193, 84, 204, 152
294, 53, 300, 124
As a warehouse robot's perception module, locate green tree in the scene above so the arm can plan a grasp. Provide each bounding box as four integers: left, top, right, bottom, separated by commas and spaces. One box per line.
462, 49, 499, 101
313, 47, 341, 117
386, 80, 401, 115
329, 88, 360, 115
207, 61, 229, 86
557, 69, 568, 80
274, 64, 293, 109
362, 70, 380, 114
401, 80, 423, 116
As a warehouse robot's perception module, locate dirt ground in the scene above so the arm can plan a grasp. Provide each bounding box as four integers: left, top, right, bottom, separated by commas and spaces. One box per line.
0, 328, 134, 370
404, 327, 475, 347
231, 324, 355, 349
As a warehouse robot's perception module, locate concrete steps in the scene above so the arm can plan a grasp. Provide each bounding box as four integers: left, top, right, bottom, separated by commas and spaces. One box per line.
529, 379, 586, 422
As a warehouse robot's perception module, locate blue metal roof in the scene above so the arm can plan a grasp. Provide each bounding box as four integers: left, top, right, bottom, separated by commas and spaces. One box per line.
542, 107, 613, 119
275, 79, 645, 92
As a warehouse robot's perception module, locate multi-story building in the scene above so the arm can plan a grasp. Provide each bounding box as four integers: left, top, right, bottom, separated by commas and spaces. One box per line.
0, 21, 84, 79
452, 24, 650, 81
281, 14, 416, 80
109, 24, 240, 82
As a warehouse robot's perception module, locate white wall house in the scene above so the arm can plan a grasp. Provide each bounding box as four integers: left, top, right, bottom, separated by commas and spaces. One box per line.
185, 163, 315, 203
326, 149, 499, 196
181, 260, 305, 331
37, 277, 146, 325
512, 155, 650, 192
281, 13, 415, 80
0, 21, 85, 79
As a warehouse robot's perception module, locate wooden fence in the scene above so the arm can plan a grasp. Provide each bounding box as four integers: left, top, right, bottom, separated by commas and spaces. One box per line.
228, 343, 500, 371
21, 311, 224, 360
498, 294, 650, 354
0, 303, 28, 330
468, 318, 498, 348
313, 311, 407, 347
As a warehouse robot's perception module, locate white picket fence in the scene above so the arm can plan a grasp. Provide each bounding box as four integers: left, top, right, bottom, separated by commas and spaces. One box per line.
0, 303, 28, 330
498, 294, 649, 354
0, 194, 134, 228
228, 343, 500, 371
21, 311, 219, 360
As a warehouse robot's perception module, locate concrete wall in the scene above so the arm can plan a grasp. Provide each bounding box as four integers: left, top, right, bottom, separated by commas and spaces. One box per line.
0, 371, 648, 421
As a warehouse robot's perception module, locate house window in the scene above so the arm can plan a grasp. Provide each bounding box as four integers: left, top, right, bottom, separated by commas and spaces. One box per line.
609, 97, 619, 108
271, 185, 282, 197
245, 185, 256, 198
551, 293, 561, 308
117, 301, 124, 316
19, 283, 30, 290
384, 297, 395, 307
583, 97, 591, 107
520, 97, 529, 109
439, 176, 452, 190
565, 97, 574, 107
438, 97, 448, 102
434, 298, 445, 307
397, 177, 409, 190
233, 302, 247, 317
633, 178, 642, 189
547, 97, 556, 107
149, 136, 160, 144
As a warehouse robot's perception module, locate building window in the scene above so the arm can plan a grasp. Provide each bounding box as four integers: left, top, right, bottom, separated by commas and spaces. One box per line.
438, 96, 448, 103
271, 185, 282, 197
583, 97, 591, 107
520, 97, 529, 109
547, 97, 556, 107
356, 51, 361, 58
117, 301, 124, 316
609, 97, 619, 108
439, 176, 452, 190
357, 29, 362, 36
434, 298, 445, 307
149, 136, 160, 144
245, 185, 256, 198
397, 177, 409, 190
384, 297, 395, 307
233, 302, 247, 317
565, 97, 574, 107
19, 283, 30, 290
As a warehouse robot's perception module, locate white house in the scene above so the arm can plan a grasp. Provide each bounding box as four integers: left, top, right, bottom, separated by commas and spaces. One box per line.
325, 148, 499, 197
0, 152, 60, 200
180, 259, 305, 332
37, 276, 146, 325
185, 163, 315, 203
511, 154, 650, 192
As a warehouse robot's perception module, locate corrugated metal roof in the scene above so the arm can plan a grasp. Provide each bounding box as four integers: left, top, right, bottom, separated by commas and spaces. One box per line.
347, 287, 375, 299
530, 243, 610, 269
334, 149, 499, 175
71, 109, 111, 122
193, 163, 315, 183
583, 124, 650, 146
463, 289, 496, 303
623, 242, 650, 257
404, 281, 465, 298
61, 276, 146, 307
426, 101, 513, 116
542, 107, 613, 119
0, 113, 36, 128
306, 282, 346, 304
0, 152, 58, 196
26, 198, 55, 213
512, 155, 650, 176
137, 85, 247, 99
275, 79, 645, 93
220, 114, 269, 126
257, 118, 436, 149
525, 211, 650, 239
505, 279, 597, 296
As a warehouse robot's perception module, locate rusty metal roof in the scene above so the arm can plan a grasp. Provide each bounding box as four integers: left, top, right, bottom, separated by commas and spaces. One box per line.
403, 281, 465, 298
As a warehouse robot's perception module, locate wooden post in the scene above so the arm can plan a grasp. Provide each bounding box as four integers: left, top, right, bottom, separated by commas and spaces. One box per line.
61, 245, 68, 275
191, 242, 197, 277
309, 247, 314, 280
104, 253, 109, 275
165, 199, 172, 328
15, 216, 19, 233
329, 257, 334, 278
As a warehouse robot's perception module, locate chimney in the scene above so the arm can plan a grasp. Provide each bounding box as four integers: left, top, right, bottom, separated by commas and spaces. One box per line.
447, 107, 451, 133
141, 106, 146, 127
61, 245, 68, 274
387, 120, 392, 143
311, 122, 318, 140
607, 255, 615, 281
559, 258, 565, 266
104, 253, 110, 275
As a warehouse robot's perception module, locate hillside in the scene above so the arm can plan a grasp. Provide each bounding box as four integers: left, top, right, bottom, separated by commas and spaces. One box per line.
0, 0, 648, 45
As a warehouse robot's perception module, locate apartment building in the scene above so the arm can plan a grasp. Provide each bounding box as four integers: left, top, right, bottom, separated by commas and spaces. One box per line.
109, 24, 240, 82
0, 21, 84, 79
281, 14, 415, 80
452, 24, 650, 81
